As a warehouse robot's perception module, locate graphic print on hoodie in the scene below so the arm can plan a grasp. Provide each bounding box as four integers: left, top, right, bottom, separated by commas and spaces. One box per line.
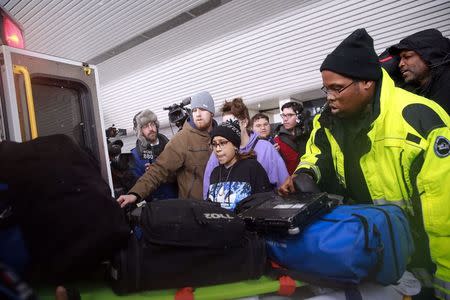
208, 158, 271, 210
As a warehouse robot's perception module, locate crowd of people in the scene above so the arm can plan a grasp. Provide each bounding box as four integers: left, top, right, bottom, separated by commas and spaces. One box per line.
113, 28, 450, 300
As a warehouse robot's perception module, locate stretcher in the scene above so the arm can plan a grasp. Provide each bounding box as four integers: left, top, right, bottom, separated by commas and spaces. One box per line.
38, 276, 306, 300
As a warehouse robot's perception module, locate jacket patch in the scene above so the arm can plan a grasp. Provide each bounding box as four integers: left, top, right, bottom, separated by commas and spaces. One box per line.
434, 136, 450, 158
406, 133, 421, 144
403, 104, 445, 139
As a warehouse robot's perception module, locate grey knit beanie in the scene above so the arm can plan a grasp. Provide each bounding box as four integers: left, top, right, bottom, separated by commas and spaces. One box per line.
190, 91, 215, 115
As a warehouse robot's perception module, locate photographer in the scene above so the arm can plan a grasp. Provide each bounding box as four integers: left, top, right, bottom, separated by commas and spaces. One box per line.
117, 91, 216, 207
130, 109, 177, 201
106, 126, 135, 196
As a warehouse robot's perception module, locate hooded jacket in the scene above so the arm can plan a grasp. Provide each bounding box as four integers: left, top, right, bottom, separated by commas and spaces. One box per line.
297, 69, 450, 299
203, 131, 289, 199
129, 118, 212, 200
388, 29, 450, 113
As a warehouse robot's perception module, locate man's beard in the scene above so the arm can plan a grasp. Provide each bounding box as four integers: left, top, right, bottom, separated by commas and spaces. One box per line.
145, 132, 157, 143
139, 132, 157, 147
194, 119, 211, 131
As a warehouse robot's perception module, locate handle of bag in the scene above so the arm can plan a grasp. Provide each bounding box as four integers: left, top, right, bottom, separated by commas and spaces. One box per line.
191, 206, 209, 225
175, 287, 194, 300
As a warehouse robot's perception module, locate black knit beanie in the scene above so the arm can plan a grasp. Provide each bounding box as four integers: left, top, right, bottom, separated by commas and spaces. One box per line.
320, 28, 382, 80
210, 120, 241, 148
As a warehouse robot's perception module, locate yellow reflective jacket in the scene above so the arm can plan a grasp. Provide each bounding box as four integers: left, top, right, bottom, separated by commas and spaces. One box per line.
296, 69, 450, 299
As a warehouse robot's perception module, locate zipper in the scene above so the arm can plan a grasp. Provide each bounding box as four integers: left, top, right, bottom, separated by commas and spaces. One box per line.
319, 215, 371, 251
360, 206, 400, 279
399, 150, 411, 201
318, 217, 340, 222
351, 213, 371, 251
187, 166, 197, 198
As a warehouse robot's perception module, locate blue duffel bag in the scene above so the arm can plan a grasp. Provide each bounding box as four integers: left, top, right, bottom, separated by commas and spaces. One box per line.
266, 204, 414, 286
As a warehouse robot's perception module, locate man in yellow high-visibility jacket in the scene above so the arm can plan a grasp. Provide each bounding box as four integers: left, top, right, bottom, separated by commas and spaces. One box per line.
280, 28, 450, 300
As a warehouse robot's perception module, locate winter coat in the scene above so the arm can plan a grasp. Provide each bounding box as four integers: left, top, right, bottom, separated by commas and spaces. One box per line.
274, 125, 308, 174
297, 69, 450, 299
130, 133, 177, 200
389, 29, 450, 114
129, 119, 212, 200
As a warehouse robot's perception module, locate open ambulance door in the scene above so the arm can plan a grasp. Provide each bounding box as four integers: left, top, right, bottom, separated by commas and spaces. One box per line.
0, 45, 113, 188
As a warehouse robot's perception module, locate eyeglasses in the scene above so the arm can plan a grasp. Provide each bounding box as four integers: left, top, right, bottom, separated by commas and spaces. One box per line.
280, 113, 296, 119
321, 81, 356, 96
210, 140, 230, 150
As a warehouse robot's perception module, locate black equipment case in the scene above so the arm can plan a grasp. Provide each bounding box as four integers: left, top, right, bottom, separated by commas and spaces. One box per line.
236, 192, 338, 235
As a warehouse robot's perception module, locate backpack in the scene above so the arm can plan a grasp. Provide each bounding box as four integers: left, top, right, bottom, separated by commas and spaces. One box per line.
266, 204, 414, 286
109, 199, 266, 294
0, 135, 130, 281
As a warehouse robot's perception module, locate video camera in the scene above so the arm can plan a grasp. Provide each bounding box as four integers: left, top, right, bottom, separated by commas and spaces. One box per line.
105, 124, 127, 158
163, 97, 191, 130
105, 124, 126, 139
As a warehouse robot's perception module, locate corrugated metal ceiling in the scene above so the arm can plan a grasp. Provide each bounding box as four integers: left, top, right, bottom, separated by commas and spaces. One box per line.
1, 0, 449, 138
97, 0, 450, 133
0, 0, 217, 62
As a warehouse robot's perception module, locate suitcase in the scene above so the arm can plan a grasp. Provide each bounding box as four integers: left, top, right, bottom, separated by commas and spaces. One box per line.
236, 192, 338, 235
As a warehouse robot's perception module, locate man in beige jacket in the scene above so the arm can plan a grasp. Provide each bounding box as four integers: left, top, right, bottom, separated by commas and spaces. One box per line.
117, 91, 215, 207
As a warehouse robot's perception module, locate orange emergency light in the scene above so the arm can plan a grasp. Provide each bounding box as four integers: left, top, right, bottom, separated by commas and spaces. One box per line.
0, 7, 24, 48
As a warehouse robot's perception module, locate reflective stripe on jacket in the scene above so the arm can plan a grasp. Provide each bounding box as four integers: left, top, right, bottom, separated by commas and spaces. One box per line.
296, 69, 450, 299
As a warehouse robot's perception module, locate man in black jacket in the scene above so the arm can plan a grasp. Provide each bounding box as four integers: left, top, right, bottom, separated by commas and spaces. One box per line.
388, 28, 450, 114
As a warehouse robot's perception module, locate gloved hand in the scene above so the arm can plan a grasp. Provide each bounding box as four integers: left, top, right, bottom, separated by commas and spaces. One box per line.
293, 173, 321, 193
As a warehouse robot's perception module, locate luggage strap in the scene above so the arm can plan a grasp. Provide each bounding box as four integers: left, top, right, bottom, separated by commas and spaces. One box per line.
175, 287, 194, 300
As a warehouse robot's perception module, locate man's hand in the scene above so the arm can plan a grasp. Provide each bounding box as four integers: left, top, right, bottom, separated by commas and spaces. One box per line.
293, 173, 321, 193
274, 142, 280, 151
278, 175, 296, 196
117, 194, 138, 208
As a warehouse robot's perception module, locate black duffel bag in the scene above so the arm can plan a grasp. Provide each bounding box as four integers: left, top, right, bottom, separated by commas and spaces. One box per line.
109, 199, 266, 294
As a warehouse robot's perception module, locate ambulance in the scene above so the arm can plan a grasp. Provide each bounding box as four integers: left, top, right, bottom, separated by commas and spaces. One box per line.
0, 7, 112, 187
